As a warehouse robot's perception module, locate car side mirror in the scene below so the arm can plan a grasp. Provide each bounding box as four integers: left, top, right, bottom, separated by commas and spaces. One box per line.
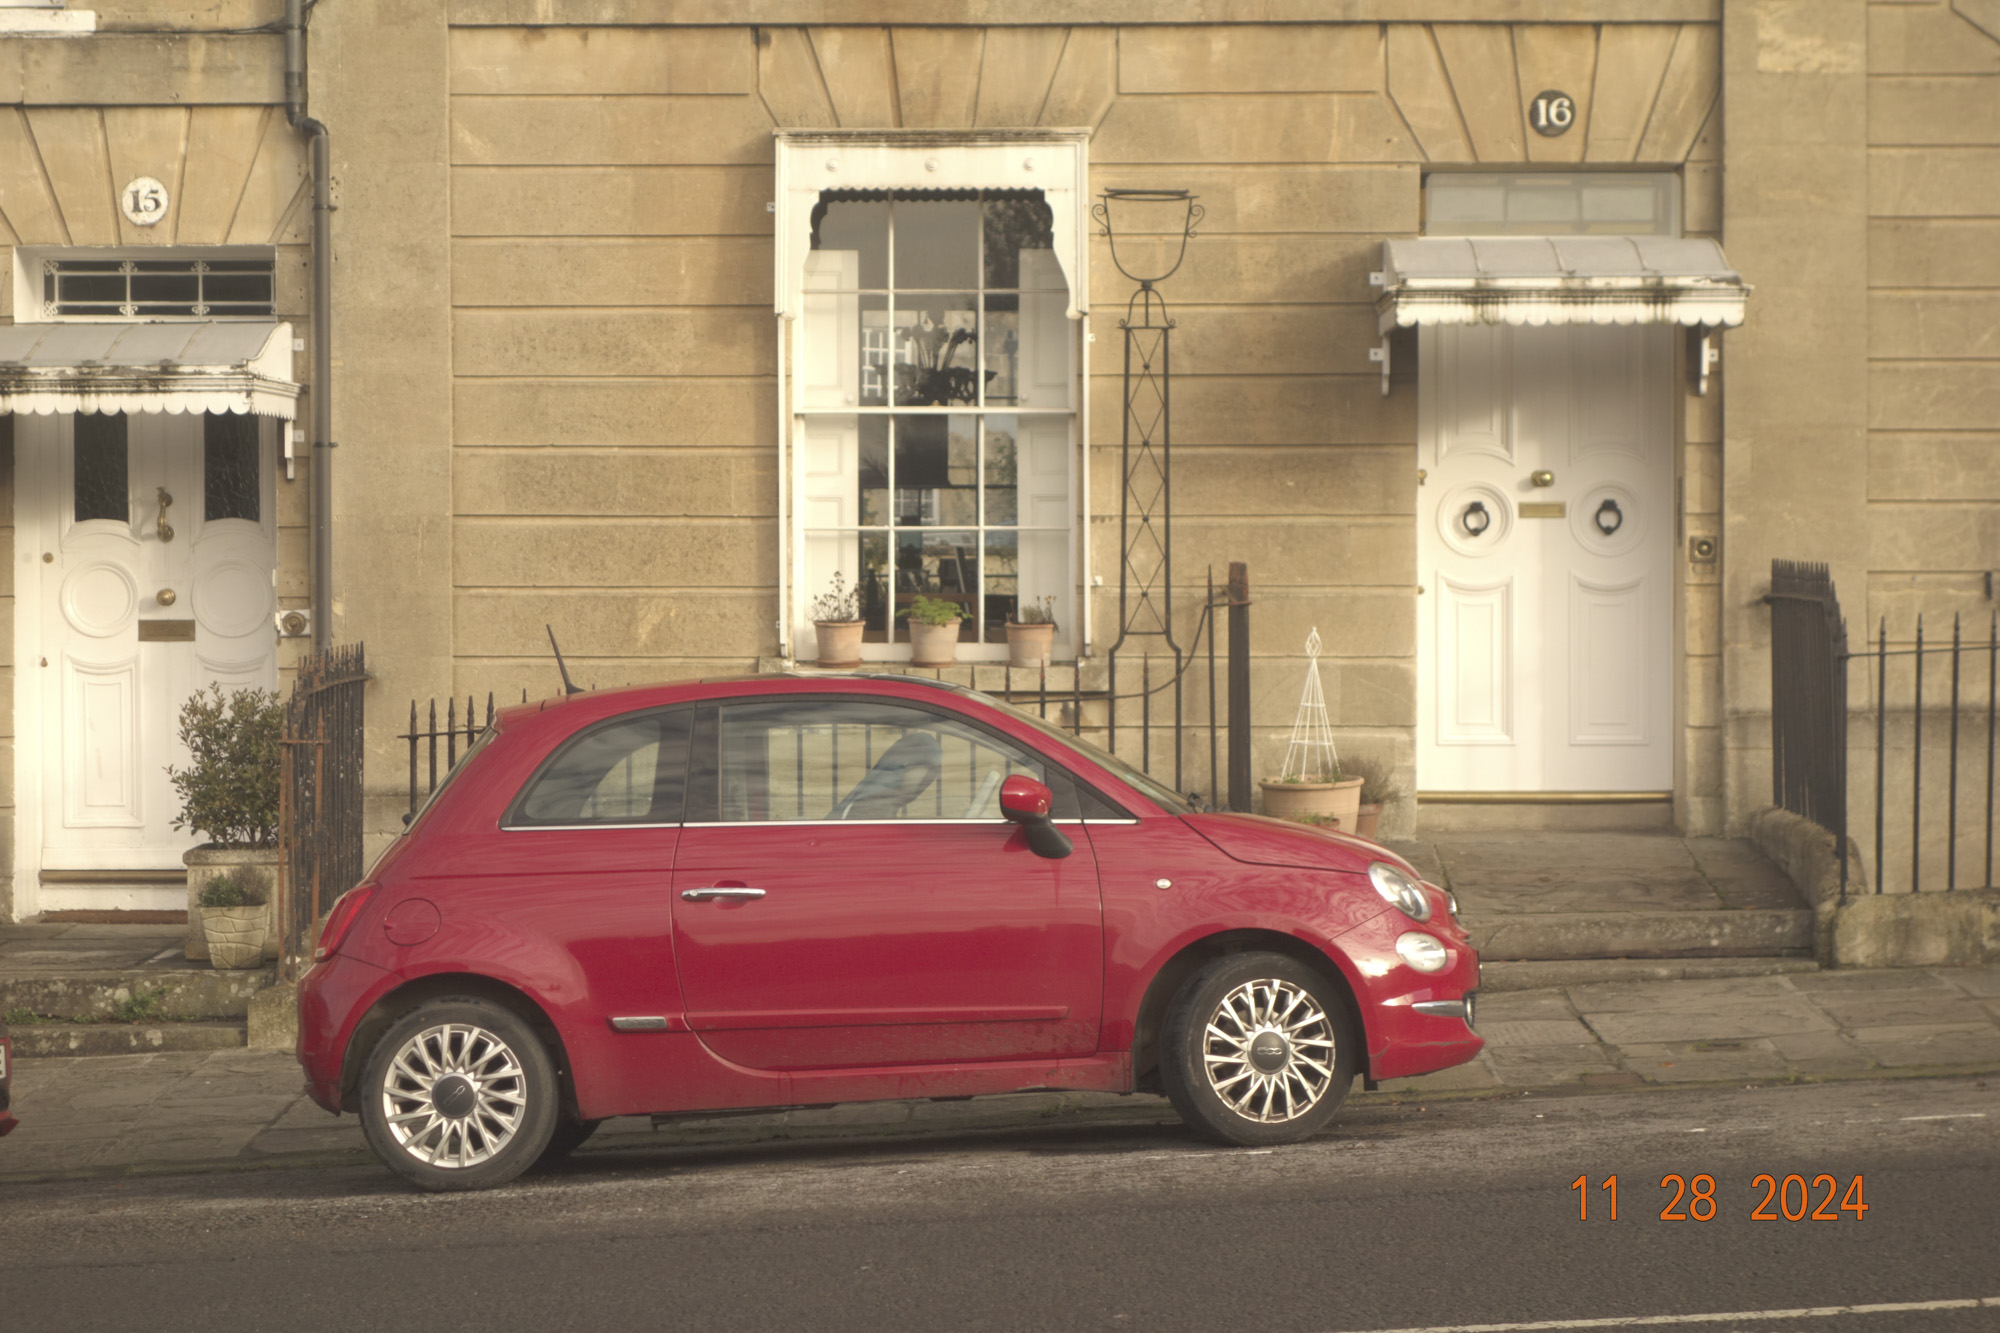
999, 776, 1073, 859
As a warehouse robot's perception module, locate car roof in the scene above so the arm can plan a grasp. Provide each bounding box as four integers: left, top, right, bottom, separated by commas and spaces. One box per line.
494, 672, 984, 728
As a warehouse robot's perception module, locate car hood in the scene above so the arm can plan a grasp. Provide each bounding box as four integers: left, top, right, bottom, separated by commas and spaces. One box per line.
1184, 812, 1419, 879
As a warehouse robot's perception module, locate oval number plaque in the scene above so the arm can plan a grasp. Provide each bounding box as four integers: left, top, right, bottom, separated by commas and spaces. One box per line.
1529, 90, 1576, 137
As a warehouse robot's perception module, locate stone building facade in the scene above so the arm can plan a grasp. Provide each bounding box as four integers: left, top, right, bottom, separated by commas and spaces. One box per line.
0, 0, 1995, 919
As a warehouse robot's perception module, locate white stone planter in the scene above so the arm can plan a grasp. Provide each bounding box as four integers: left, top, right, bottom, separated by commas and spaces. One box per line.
1259, 776, 1363, 830
200, 904, 267, 970
185, 846, 282, 963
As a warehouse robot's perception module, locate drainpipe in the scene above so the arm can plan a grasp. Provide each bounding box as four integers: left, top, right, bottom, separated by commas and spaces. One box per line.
286, 0, 333, 651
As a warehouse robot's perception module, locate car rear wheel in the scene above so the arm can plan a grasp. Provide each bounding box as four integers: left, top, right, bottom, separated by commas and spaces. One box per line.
1160, 952, 1359, 1147
359, 998, 558, 1192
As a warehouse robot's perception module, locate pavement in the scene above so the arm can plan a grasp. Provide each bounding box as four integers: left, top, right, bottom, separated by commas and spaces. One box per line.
5, 962, 1997, 1186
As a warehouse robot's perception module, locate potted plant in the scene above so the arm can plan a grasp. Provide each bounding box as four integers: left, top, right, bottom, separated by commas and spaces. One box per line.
811, 571, 864, 669
197, 863, 270, 970
169, 684, 283, 963
906, 594, 964, 667
1259, 628, 1364, 828
1340, 754, 1402, 840
1007, 595, 1058, 668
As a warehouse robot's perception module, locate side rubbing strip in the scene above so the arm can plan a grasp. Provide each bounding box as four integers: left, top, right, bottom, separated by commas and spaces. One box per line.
609, 1017, 671, 1032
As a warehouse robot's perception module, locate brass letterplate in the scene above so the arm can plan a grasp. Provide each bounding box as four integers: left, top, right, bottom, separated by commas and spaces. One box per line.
1518, 502, 1567, 519
137, 620, 197, 642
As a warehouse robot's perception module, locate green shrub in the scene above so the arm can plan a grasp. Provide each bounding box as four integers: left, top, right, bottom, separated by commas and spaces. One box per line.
167, 684, 283, 848
907, 595, 964, 627
199, 862, 271, 909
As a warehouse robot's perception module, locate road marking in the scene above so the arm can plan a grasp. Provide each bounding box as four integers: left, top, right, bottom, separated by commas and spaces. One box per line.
1900, 1113, 1987, 1122
1319, 1296, 2000, 1333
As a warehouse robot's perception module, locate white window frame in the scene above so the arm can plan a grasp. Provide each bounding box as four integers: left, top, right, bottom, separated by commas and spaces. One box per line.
773, 130, 1092, 664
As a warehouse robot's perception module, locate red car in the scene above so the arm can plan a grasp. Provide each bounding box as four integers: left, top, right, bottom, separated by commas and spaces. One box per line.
297, 674, 1480, 1190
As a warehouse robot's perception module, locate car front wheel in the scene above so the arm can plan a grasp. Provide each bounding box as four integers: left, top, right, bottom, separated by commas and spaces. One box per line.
359, 998, 559, 1192
1160, 952, 1359, 1147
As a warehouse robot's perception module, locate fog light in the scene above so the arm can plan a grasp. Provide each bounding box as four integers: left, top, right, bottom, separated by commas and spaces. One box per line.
1395, 931, 1450, 974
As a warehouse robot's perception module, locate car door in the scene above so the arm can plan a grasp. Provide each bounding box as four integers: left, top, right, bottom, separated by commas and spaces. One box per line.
671, 696, 1102, 1071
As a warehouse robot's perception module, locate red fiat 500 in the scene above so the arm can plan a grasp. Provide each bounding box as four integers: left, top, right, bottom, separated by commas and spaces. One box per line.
297, 674, 1481, 1190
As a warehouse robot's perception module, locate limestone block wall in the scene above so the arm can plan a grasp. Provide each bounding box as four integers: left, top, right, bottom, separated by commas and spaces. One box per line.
1846, 0, 2000, 889
0, 25, 312, 910
437, 16, 1721, 837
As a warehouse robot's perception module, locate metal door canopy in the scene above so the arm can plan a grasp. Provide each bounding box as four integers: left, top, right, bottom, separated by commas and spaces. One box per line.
0, 320, 299, 419
1373, 237, 1749, 331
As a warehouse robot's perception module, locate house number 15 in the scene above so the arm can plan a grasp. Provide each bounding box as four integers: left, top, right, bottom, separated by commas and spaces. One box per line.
1530, 90, 1576, 137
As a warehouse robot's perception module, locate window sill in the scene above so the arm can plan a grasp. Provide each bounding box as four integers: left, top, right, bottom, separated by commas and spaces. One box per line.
0, 9, 97, 33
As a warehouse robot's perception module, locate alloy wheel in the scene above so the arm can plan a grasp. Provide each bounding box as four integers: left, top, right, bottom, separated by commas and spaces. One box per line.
1200, 978, 1338, 1124
378, 1022, 530, 1169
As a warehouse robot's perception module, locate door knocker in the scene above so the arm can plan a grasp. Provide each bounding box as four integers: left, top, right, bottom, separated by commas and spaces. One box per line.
156, 487, 175, 543
1461, 500, 1492, 537
1594, 498, 1624, 536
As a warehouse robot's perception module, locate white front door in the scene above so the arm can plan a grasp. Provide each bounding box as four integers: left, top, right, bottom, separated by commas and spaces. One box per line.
18, 410, 277, 908
1416, 324, 1673, 792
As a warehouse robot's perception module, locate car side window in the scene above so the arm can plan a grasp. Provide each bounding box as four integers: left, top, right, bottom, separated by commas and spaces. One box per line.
506, 709, 691, 827
698, 698, 1076, 823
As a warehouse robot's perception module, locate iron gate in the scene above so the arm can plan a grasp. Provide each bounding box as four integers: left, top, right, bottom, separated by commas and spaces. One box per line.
278, 643, 368, 974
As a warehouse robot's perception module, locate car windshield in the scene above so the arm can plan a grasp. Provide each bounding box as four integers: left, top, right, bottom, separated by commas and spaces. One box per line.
977, 694, 1195, 816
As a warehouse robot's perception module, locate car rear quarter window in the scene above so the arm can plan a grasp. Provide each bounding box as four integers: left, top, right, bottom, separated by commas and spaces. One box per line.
505, 708, 692, 827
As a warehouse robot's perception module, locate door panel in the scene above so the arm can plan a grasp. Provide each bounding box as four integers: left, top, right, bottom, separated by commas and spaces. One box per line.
1418, 325, 1672, 792
671, 697, 1103, 1071
28, 411, 278, 877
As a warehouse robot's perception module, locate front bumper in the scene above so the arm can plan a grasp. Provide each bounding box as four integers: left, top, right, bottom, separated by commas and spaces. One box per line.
1333, 903, 1484, 1083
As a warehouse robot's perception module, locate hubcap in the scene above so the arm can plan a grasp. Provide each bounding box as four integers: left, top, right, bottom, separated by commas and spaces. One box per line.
379, 1023, 529, 1169
1202, 978, 1336, 1123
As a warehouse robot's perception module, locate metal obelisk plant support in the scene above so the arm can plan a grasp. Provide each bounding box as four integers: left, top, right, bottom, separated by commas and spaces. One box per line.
1281, 628, 1342, 783
1094, 188, 1201, 786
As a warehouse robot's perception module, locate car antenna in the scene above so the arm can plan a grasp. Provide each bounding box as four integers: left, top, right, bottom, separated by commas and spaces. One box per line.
547, 624, 585, 696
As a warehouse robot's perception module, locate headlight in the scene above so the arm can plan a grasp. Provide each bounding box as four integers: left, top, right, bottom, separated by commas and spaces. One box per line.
1368, 861, 1432, 922
1396, 932, 1450, 973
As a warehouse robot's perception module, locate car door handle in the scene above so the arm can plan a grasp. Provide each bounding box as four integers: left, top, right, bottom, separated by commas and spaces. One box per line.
679, 887, 767, 901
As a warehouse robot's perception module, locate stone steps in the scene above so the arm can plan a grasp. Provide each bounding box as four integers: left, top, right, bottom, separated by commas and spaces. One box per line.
8, 1020, 248, 1057
1480, 956, 1821, 993
0, 967, 274, 1023
1462, 908, 1817, 962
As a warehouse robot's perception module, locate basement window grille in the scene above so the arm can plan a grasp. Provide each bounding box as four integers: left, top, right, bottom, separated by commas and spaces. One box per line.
43, 257, 276, 319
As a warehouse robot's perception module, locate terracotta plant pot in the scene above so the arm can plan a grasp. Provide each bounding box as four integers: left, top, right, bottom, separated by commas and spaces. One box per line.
814, 619, 864, 669
1006, 621, 1055, 668
200, 904, 266, 970
184, 846, 282, 962
908, 619, 962, 668
1259, 776, 1364, 830
1354, 802, 1383, 840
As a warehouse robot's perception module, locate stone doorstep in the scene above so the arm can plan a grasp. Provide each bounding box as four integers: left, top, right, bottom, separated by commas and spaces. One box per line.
8, 1022, 248, 1058
1480, 957, 1820, 992
1462, 908, 1817, 961
0, 967, 275, 1022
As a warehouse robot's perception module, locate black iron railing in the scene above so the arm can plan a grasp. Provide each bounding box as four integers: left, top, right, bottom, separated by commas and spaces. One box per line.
278, 643, 368, 975
403, 566, 1254, 818
1767, 560, 1999, 901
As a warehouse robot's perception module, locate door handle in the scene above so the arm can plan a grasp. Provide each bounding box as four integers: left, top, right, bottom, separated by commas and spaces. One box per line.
679, 887, 766, 901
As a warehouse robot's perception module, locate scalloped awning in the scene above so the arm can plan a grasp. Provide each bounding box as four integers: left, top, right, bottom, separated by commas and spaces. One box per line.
0, 321, 299, 419
1374, 238, 1749, 332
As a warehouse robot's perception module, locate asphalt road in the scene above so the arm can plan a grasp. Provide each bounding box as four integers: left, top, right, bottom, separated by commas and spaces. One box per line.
4, 1077, 1996, 1333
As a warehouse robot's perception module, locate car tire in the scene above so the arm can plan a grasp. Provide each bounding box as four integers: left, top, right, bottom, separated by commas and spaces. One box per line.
359, 998, 559, 1192
536, 1113, 603, 1166
1159, 952, 1360, 1148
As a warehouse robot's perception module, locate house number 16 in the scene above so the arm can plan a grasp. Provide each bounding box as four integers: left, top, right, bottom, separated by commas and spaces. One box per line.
1530, 90, 1576, 137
